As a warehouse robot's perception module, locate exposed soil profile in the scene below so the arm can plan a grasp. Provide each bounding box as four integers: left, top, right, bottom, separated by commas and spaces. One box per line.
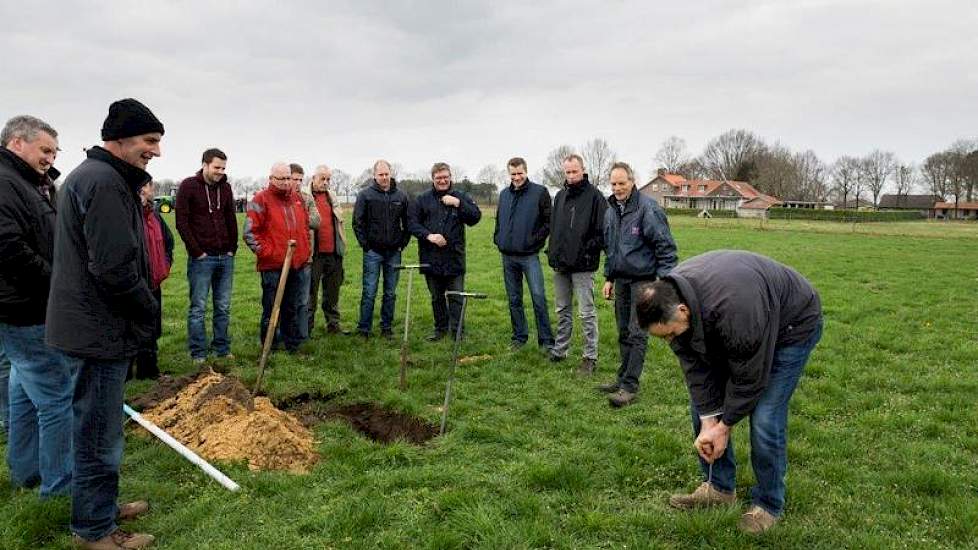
327, 402, 439, 445
136, 373, 318, 473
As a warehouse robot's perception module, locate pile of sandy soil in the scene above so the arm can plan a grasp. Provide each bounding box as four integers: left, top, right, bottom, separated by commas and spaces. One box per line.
138, 373, 318, 473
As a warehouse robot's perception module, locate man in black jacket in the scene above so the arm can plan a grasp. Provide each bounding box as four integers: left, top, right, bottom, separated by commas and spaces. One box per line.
599, 162, 677, 407
47, 99, 162, 549
635, 250, 822, 534
0, 115, 75, 499
408, 162, 482, 340
352, 160, 410, 338
547, 154, 607, 374
493, 157, 554, 351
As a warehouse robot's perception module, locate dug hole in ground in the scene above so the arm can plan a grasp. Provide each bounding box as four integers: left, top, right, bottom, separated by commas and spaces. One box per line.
130, 370, 438, 474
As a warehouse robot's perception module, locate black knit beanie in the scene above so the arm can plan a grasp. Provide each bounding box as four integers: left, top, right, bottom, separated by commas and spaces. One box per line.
101, 98, 165, 141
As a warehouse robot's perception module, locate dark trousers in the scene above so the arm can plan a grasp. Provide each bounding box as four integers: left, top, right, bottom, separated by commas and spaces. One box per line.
614, 279, 650, 393
309, 252, 344, 331
131, 288, 162, 380
62, 355, 130, 542
424, 273, 464, 335
260, 266, 308, 352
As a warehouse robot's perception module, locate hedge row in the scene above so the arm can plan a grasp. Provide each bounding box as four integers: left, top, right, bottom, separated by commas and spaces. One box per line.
766, 208, 923, 222
664, 208, 738, 218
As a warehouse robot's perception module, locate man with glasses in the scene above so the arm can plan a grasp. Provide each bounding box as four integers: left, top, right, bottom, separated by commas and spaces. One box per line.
289, 163, 318, 341
243, 163, 313, 353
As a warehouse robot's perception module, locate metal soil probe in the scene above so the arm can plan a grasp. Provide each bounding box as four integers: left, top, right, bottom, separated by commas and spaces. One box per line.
396, 263, 429, 390
439, 290, 488, 435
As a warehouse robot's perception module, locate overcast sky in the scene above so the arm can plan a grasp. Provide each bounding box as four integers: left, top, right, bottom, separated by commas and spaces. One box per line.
2, 0, 975, 184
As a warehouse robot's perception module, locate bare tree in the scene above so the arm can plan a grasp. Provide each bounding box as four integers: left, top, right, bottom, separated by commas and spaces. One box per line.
831, 156, 861, 209
860, 150, 896, 207
355, 167, 374, 189
948, 139, 978, 201
330, 168, 354, 204
476, 164, 507, 189
581, 137, 616, 191
654, 136, 690, 174
751, 144, 796, 199
699, 129, 766, 181
537, 144, 575, 189
794, 150, 827, 202
921, 151, 953, 201
893, 163, 916, 197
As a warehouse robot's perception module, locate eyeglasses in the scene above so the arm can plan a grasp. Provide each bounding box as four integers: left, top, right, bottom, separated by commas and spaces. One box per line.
270, 176, 290, 182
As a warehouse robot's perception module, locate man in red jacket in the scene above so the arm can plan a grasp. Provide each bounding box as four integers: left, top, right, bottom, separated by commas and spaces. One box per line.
175, 148, 237, 365
243, 162, 312, 353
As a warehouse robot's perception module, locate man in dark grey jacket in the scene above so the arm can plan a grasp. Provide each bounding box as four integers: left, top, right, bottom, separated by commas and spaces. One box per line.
599, 161, 677, 407
635, 250, 822, 534
47, 99, 162, 549
493, 157, 553, 351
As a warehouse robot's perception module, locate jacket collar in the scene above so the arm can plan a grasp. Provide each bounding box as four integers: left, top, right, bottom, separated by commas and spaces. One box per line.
607, 188, 640, 213
508, 179, 533, 194
87, 146, 152, 191
371, 178, 398, 194
564, 174, 591, 196
665, 272, 706, 355
0, 146, 59, 186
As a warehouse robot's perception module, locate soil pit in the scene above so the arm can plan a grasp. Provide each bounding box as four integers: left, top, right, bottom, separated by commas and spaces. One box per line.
278, 396, 438, 445
135, 373, 318, 473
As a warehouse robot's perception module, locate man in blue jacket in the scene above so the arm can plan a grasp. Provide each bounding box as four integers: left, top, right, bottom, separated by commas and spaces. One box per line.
599, 161, 677, 407
408, 162, 482, 340
493, 157, 554, 351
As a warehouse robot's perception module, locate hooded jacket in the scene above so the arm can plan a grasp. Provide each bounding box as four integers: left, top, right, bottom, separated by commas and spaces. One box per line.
493, 180, 551, 256
243, 184, 312, 271
174, 170, 238, 258
547, 175, 607, 273
407, 186, 482, 277
664, 250, 822, 426
352, 179, 410, 253
603, 190, 677, 281
46, 146, 158, 359
0, 147, 58, 326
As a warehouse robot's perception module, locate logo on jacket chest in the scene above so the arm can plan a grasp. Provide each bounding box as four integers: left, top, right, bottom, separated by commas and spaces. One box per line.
630, 225, 640, 236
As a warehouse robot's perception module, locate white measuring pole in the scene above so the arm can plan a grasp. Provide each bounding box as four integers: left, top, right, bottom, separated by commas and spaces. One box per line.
123, 404, 241, 492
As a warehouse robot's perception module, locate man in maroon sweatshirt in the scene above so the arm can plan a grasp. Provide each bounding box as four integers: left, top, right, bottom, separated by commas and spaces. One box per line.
175, 148, 237, 364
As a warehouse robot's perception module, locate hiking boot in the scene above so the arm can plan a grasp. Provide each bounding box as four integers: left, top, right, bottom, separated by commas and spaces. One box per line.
549, 351, 565, 363
595, 381, 620, 393
381, 328, 395, 340
73, 528, 155, 549
738, 505, 779, 534
668, 482, 737, 509
426, 331, 446, 342
327, 324, 350, 335
509, 340, 526, 351
608, 388, 637, 407
117, 500, 149, 521
576, 357, 597, 376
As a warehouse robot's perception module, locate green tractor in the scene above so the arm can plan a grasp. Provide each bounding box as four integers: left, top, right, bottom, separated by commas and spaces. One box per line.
154, 195, 176, 213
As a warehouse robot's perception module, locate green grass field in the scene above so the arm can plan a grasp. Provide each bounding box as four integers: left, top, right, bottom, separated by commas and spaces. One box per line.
3, 214, 977, 549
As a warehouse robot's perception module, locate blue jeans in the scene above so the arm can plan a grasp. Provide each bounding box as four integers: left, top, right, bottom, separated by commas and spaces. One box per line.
187, 254, 234, 360
260, 266, 308, 352
0, 323, 77, 497
691, 318, 823, 517
501, 254, 554, 347
296, 263, 312, 341
62, 354, 130, 542
357, 249, 401, 334
0, 341, 10, 436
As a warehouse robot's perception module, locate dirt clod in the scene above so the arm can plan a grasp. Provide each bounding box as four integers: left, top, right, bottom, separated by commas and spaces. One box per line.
137, 373, 318, 473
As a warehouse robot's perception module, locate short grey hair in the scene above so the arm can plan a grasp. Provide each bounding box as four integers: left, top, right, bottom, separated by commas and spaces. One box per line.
1, 115, 58, 147
609, 161, 635, 182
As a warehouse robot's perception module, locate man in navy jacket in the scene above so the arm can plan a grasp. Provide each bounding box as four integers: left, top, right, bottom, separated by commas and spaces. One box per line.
493, 157, 554, 351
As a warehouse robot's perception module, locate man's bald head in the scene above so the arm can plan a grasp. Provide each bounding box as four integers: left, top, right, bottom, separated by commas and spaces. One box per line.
269, 162, 291, 191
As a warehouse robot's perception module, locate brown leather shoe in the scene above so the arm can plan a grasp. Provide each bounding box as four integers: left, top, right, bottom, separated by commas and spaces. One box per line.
72, 528, 155, 549
576, 357, 597, 376
668, 482, 737, 509
595, 381, 620, 393
117, 501, 149, 521
738, 505, 779, 534
608, 388, 637, 408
